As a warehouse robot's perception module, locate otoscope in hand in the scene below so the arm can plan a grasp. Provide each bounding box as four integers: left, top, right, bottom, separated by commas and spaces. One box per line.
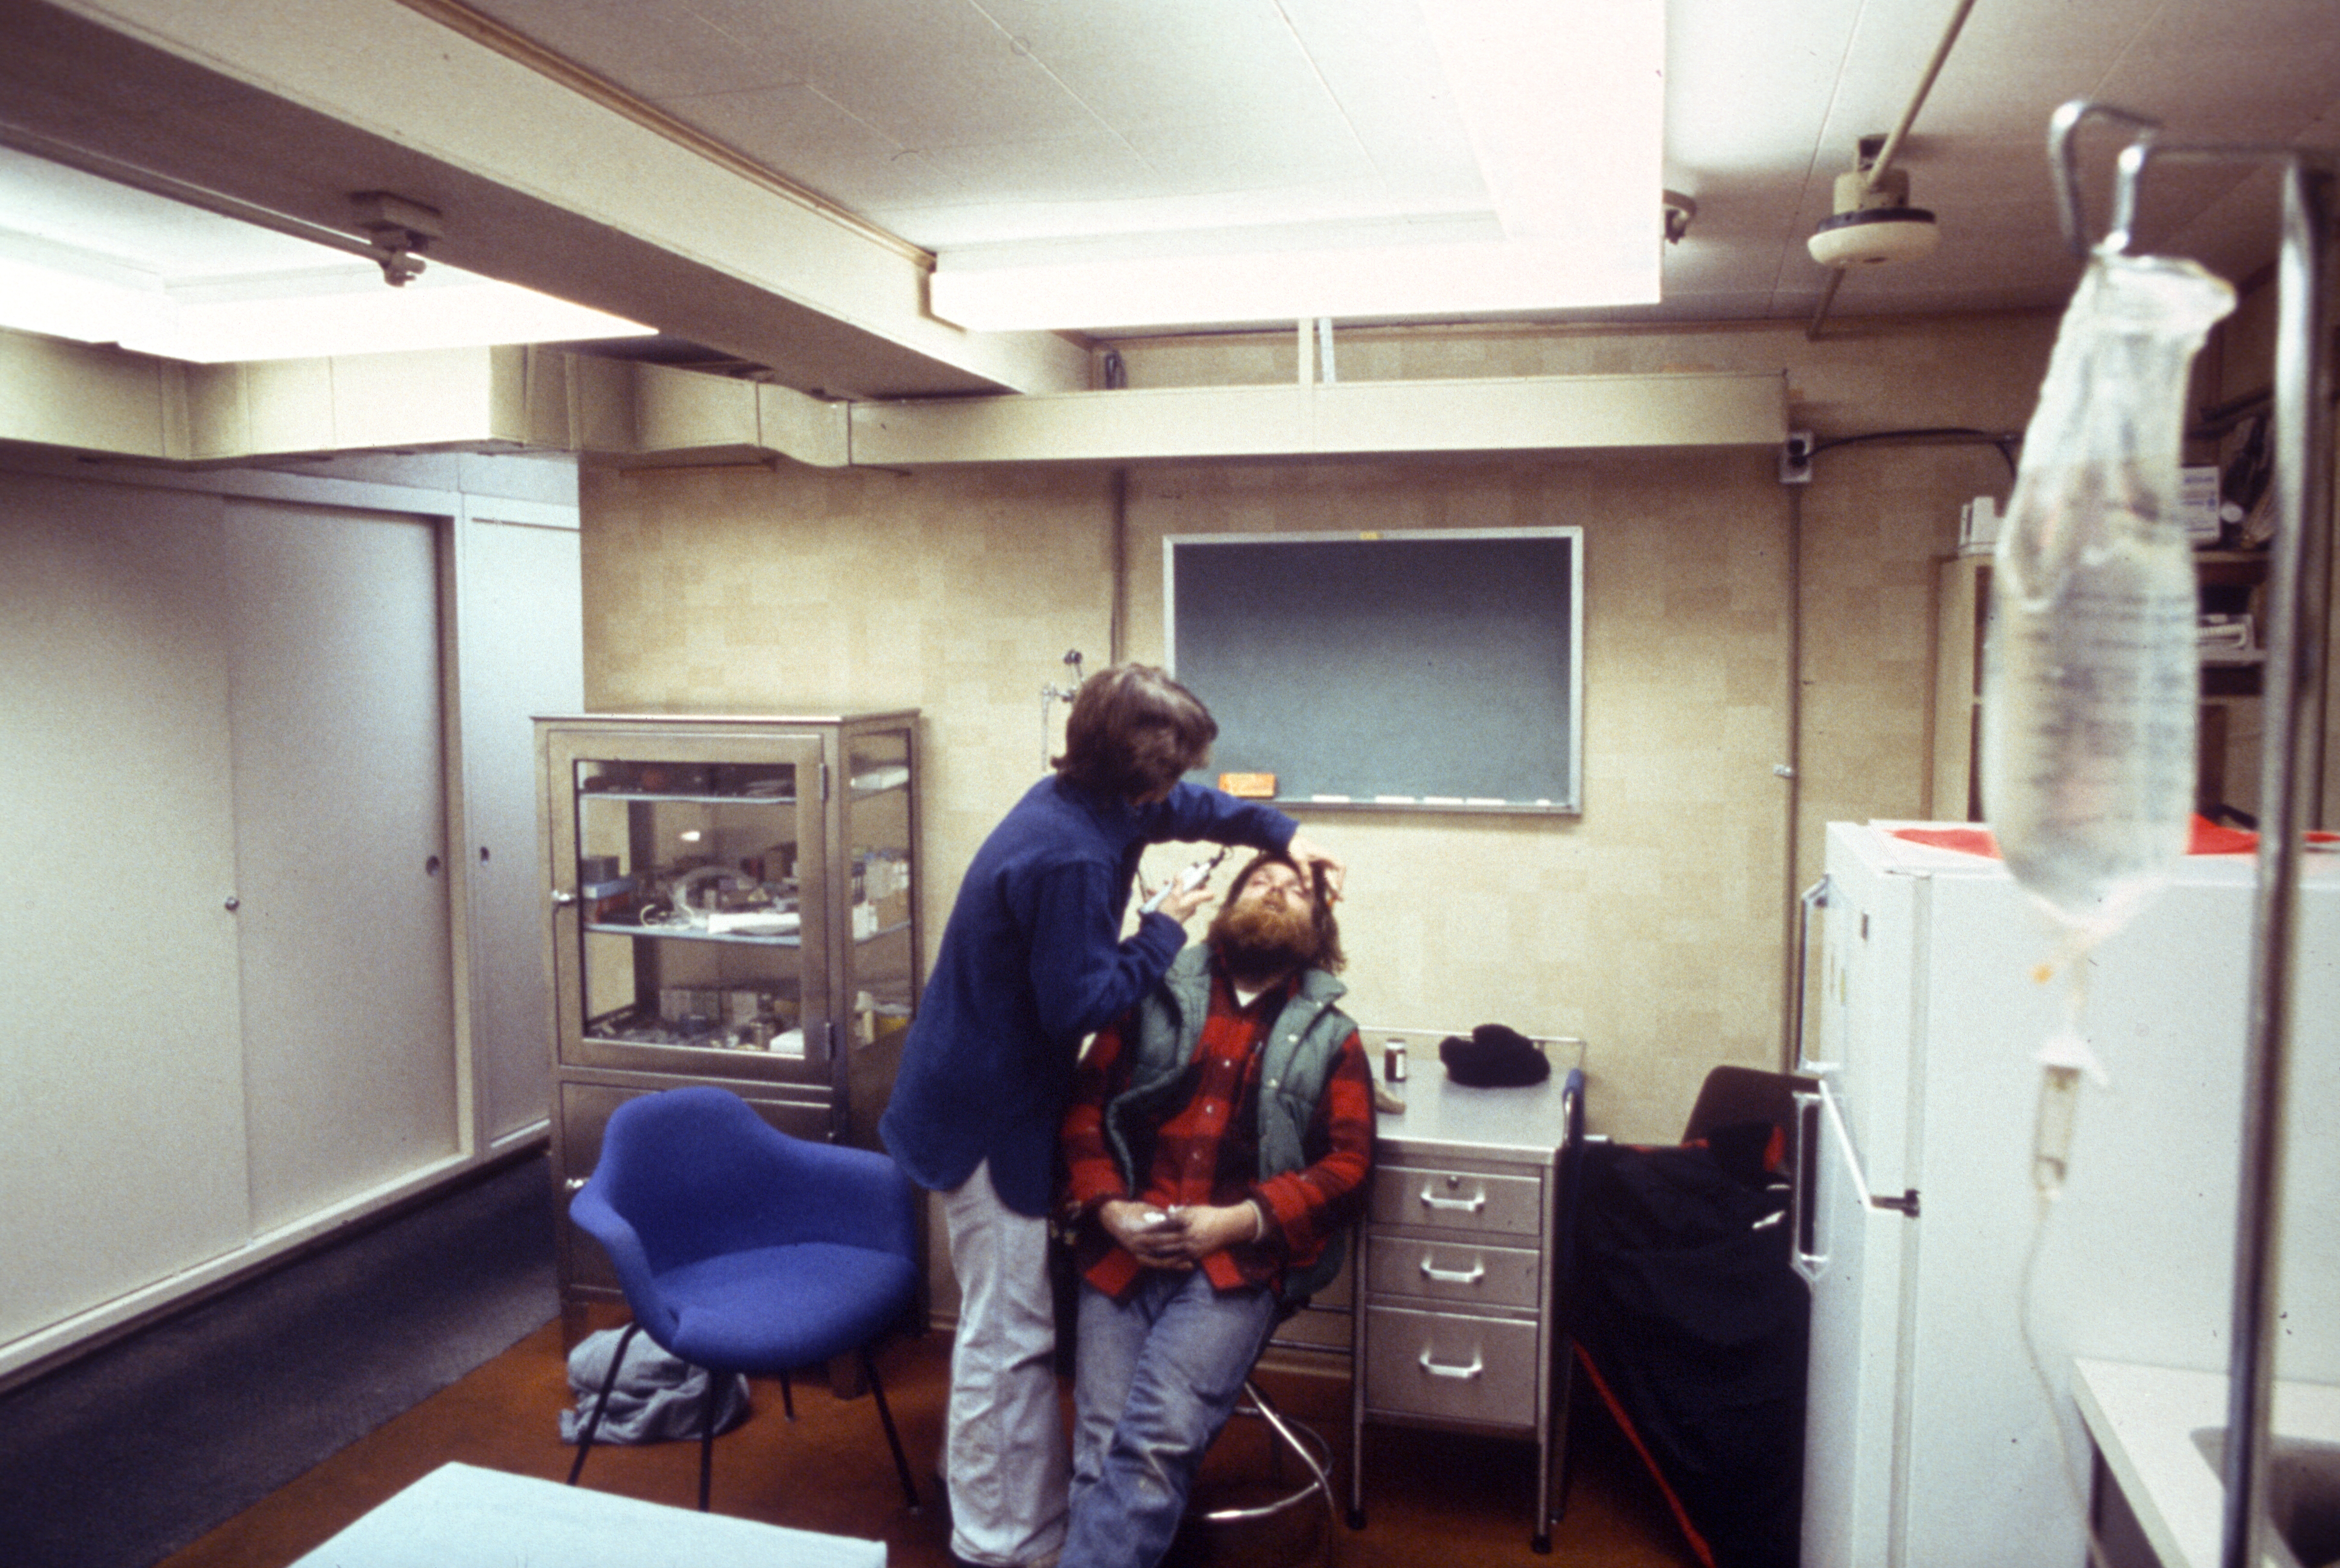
1139, 846, 1228, 915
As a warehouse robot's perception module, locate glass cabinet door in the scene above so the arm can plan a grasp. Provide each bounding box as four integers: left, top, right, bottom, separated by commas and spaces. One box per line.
550, 737, 829, 1086
839, 724, 916, 1145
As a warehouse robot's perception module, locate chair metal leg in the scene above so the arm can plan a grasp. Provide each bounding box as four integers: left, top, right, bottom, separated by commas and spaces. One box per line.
861, 1344, 920, 1511
1251, 1377, 1341, 1548
1196, 1374, 1340, 1565
566, 1321, 642, 1488
697, 1361, 724, 1512
779, 1367, 795, 1420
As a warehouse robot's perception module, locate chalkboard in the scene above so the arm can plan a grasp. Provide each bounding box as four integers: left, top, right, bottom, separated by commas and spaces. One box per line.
1165, 528, 1583, 814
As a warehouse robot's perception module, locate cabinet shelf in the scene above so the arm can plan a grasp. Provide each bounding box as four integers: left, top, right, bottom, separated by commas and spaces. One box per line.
582, 789, 797, 806
584, 918, 803, 948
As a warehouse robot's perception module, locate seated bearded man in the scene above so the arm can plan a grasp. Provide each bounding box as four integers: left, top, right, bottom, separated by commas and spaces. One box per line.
1055, 850, 1374, 1568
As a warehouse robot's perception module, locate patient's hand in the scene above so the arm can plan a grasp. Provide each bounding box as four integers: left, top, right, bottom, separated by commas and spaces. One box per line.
1101, 1201, 1265, 1269
1161, 1202, 1263, 1259
1100, 1200, 1195, 1268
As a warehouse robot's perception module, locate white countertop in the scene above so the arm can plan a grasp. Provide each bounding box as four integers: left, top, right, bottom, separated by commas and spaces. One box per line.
1365, 1028, 1579, 1160
2073, 1358, 2340, 1568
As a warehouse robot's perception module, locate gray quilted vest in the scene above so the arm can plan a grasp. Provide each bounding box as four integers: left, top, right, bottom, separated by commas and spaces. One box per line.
1100, 944, 1358, 1301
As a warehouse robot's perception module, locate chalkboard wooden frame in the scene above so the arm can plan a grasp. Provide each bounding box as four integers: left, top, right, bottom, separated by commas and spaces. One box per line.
1164, 527, 1583, 815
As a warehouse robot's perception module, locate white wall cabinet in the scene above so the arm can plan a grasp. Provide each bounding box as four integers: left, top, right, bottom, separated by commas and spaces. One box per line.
0, 454, 582, 1386
457, 510, 589, 1145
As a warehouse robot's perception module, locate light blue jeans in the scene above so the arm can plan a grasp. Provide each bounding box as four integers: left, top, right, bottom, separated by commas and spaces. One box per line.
1059, 1269, 1279, 1568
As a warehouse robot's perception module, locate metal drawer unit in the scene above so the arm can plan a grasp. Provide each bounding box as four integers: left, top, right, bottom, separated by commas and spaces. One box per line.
1349, 1032, 1583, 1554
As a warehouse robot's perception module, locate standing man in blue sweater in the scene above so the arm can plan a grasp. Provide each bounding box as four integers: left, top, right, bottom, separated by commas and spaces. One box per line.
881, 664, 1342, 1568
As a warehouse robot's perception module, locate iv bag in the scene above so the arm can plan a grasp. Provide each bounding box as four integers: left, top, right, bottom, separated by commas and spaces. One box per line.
1981, 250, 2234, 945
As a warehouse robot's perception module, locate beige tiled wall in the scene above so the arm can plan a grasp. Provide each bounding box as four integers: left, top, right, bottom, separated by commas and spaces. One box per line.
580, 309, 2065, 1142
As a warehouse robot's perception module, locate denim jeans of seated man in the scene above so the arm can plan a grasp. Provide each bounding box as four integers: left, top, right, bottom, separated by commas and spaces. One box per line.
1059, 1268, 1280, 1568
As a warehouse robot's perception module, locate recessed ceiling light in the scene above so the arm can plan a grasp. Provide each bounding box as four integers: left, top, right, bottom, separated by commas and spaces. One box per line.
929, 0, 1665, 332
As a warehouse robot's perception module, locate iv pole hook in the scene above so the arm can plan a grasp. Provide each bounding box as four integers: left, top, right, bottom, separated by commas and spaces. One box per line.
2047, 99, 2161, 258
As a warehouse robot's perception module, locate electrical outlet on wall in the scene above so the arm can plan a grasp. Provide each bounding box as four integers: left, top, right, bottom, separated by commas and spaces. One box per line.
1780, 431, 1814, 485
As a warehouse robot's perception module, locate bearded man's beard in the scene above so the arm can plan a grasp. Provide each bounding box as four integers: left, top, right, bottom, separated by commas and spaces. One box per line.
1210, 896, 1320, 982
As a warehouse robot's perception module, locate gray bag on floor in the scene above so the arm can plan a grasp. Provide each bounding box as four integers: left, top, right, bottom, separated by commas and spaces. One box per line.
559, 1326, 751, 1444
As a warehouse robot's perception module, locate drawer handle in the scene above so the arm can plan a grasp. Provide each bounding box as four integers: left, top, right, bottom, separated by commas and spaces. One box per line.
1419, 1258, 1486, 1286
1418, 1347, 1485, 1381
1418, 1186, 1486, 1213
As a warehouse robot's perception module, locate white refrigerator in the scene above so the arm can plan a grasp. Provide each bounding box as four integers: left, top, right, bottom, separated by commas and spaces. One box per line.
1797, 821, 2340, 1568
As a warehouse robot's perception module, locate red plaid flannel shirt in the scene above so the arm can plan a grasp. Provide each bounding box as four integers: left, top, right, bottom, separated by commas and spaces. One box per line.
1061, 958, 1373, 1301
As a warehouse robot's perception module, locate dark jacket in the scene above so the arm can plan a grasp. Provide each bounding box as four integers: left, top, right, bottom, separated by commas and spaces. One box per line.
880, 775, 1293, 1216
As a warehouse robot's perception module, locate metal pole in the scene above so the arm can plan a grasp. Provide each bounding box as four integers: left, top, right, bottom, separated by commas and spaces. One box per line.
1862, 0, 1980, 190
2221, 152, 2335, 1568
1806, 266, 1847, 340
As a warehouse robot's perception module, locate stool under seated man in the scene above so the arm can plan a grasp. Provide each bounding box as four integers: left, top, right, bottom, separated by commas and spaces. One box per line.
1056, 851, 1374, 1568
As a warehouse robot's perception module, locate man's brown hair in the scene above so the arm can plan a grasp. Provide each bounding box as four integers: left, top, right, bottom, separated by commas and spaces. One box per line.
1054, 663, 1218, 800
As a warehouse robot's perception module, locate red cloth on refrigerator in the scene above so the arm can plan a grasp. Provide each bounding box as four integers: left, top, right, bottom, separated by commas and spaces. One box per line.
1888, 816, 2336, 859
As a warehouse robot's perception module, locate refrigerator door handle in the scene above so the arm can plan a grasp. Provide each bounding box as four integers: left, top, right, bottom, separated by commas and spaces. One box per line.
1795, 1079, 1922, 1285
1792, 1089, 1828, 1282
1819, 1078, 1921, 1213
1793, 875, 1836, 1074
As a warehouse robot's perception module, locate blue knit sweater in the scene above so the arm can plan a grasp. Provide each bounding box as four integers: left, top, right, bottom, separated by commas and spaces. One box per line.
879, 775, 1295, 1216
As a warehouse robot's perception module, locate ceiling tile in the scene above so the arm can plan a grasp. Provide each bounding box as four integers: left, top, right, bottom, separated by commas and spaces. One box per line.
778, 0, 1100, 149
915, 131, 1159, 209
1118, 111, 1387, 199
678, 0, 818, 66
1899, 0, 2134, 136
465, 0, 795, 100
1664, 0, 1865, 178
992, 2, 1317, 128
670, 83, 963, 212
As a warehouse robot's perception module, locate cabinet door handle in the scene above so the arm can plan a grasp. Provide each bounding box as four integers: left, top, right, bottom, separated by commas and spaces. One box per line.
551, 889, 578, 907
1418, 1347, 1484, 1381
1419, 1257, 1486, 1285
1418, 1186, 1486, 1213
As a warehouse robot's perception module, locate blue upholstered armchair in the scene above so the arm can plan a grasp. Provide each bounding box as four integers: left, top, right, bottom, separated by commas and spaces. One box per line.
565, 1085, 922, 1514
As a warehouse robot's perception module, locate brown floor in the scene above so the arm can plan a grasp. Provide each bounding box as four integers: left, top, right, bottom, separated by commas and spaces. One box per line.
155, 1313, 1701, 1568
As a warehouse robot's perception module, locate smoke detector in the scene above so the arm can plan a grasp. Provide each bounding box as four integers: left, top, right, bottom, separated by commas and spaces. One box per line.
1807, 139, 1938, 268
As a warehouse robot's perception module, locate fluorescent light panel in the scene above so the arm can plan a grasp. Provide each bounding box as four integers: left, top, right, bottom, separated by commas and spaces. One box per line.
929, 0, 1666, 332
7, 259, 658, 365
140, 266, 654, 364
0, 147, 652, 363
